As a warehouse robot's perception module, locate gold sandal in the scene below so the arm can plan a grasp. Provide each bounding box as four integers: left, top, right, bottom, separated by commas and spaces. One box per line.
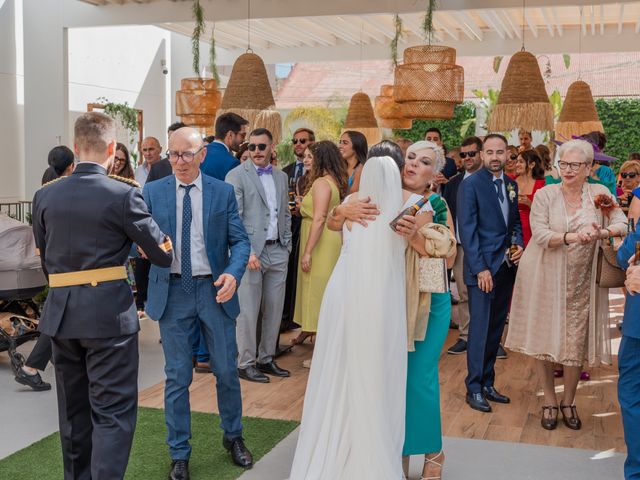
421, 451, 444, 480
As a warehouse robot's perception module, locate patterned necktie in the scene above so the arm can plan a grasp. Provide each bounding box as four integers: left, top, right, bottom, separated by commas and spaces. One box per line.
257, 165, 273, 176
494, 178, 505, 203
180, 184, 195, 293
295, 162, 303, 181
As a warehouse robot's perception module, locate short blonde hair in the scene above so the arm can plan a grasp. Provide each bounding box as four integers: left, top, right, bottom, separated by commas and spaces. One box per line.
558, 139, 594, 165
620, 160, 640, 174
406, 140, 445, 173
74, 112, 116, 154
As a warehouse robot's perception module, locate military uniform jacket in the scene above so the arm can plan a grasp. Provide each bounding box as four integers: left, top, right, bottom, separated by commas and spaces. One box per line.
32, 162, 173, 339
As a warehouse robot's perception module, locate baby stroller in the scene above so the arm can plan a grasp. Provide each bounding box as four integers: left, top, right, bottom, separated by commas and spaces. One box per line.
0, 213, 47, 376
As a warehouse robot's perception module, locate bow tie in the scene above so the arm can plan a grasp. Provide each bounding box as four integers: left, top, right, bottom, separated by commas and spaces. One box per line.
256, 165, 273, 176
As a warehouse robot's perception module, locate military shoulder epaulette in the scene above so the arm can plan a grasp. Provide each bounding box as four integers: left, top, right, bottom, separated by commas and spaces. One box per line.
108, 175, 141, 188
40, 177, 64, 188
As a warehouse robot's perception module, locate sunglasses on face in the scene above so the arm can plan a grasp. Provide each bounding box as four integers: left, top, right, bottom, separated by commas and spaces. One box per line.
292, 138, 308, 145
459, 151, 478, 159
621, 172, 638, 179
248, 143, 269, 152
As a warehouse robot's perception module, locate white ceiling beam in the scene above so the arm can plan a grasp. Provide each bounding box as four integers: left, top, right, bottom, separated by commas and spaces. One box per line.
503, 10, 521, 39
399, 13, 444, 43
361, 16, 396, 40
217, 22, 274, 49
600, 4, 605, 35
253, 21, 315, 48
618, 4, 625, 34
313, 17, 362, 45
477, 11, 505, 40
491, 10, 513, 39
590, 5, 596, 36
453, 11, 483, 41
524, 9, 539, 38
551, 7, 563, 36
336, 17, 385, 44
434, 12, 461, 41
273, 19, 336, 47
539, 8, 555, 37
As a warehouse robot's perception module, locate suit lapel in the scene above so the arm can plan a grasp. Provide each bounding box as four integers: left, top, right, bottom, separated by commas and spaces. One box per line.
164, 176, 177, 242
481, 169, 507, 228
202, 176, 213, 247
245, 161, 269, 208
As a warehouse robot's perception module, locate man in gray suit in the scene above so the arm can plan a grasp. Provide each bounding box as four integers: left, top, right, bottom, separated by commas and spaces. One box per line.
226, 128, 292, 383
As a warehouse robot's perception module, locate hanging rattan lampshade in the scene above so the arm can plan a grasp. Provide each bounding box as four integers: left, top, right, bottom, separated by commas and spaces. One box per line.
393, 45, 464, 120
176, 78, 222, 134
217, 51, 282, 142
488, 51, 554, 132
343, 92, 381, 145
555, 80, 604, 140
374, 85, 412, 129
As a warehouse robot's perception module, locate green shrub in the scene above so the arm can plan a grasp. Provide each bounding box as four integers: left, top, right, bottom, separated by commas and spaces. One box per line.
595, 98, 640, 170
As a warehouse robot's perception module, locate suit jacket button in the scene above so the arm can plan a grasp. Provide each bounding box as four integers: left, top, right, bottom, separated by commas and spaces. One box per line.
90, 280, 98, 287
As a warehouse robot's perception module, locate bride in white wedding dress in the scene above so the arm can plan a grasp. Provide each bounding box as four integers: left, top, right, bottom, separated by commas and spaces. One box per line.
289, 156, 408, 480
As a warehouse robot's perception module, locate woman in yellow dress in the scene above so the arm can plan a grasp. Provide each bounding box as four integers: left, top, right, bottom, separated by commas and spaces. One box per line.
292, 140, 348, 346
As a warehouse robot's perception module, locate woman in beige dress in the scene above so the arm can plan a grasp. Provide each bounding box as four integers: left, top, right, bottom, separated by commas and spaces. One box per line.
506, 139, 627, 431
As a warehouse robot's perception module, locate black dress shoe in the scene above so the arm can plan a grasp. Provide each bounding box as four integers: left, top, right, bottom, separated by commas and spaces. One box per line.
466, 392, 492, 413
238, 366, 270, 383
223, 437, 254, 469
482, 386, 510, 404
14, 368, 52, 391
447, 339, 467, 355
169, 460, 189, 480
257, 361, 290, 377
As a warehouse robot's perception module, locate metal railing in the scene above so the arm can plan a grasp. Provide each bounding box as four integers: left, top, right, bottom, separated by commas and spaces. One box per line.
0, 201, 33, 224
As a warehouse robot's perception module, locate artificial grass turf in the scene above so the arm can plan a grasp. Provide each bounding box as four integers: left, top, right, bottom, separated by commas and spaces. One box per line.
0, 407, 298, 479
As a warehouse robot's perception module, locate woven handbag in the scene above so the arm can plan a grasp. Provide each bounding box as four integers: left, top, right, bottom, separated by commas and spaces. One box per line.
596, 240, 625, 289
418, 257, 450, 293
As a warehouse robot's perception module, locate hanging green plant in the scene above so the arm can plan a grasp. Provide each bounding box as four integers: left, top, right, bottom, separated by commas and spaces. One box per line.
390, 14, 403, 67
96, 97, 139, 144
421, 0, 438, 42
209, 24, 220, 83
192, 0, 205, 77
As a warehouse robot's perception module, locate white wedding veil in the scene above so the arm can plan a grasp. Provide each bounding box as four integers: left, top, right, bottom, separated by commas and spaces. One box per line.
342, 155, 408, 478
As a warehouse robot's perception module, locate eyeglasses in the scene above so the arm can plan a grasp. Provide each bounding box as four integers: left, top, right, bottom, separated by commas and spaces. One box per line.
459, 151, 478, 159
248, 143, 269, 152
167, 146, 204, 163
621, 172, 638, 179
292, 138, 308, 145
557, 161, 586, 172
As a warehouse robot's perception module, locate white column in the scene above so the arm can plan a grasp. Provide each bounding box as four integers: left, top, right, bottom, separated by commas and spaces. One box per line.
23, 0, 68, 198
0, 0, 25, 201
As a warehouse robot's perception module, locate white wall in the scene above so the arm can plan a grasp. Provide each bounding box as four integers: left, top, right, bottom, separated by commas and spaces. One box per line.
0, 0, 25, 201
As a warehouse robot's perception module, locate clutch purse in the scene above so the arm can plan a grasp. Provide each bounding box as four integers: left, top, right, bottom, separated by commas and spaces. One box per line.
418, 257, 450, 293
596, 239, 626, 289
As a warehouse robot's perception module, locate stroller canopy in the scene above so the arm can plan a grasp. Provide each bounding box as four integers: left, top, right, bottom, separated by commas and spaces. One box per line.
0, 213, 41, 271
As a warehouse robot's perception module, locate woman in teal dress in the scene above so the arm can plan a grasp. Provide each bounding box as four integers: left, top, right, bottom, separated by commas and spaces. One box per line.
401, 141, 457, 480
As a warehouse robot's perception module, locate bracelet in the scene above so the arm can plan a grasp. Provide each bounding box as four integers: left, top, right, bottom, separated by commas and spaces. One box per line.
563, 232, 570, 246
604, 227, 613, 238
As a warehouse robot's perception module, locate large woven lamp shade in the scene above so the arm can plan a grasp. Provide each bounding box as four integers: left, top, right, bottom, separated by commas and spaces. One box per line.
343, 92, 381, 145
488, 51, 553, 132
393, 45, 464, 120
175, 78, 222, 135
374, 85, 412, 130
217, 51, 282, 142
555, 80, 603, 140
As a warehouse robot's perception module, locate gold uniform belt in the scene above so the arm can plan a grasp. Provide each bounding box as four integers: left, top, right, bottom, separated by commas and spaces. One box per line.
48, 266, 128, 288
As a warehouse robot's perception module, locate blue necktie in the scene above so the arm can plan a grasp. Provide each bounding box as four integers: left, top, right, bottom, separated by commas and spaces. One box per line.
494, 178, 505, 203
180, 184, 195, 293
295, 162, 303, 180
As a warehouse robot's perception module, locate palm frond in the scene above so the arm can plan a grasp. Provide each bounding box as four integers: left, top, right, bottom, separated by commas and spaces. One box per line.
191, 0, 205, 77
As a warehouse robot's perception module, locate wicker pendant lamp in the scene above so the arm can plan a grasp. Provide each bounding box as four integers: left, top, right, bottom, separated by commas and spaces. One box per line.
393, 45, 464, 120
555, 83, 603, 140
375, 85, 412, 130
176, 78, 222, 135
217, 51, 282, 142
488, 51, 553, 132
343, 92, 381, 145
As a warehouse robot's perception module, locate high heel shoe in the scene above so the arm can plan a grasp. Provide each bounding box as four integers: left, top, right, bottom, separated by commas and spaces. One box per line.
560, 402, 582, 430
291, 331, 315, 346
421, 451, 444, 480
540, 405, 559, 430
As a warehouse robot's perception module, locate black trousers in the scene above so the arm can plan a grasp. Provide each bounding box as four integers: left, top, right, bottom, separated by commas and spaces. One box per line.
281, 215, 301, 326
52, 333, 139, 480
133, 258, 151, 310
25, 333, 52, 370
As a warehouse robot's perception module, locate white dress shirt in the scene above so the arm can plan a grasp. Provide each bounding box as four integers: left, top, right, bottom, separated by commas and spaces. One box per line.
254, 163, 279, 241
171, 173, 212, 276
134, 162, 150, 186
492, 171, 509, 225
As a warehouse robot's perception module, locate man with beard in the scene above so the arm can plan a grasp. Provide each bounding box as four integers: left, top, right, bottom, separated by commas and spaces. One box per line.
201, 113, 249, 181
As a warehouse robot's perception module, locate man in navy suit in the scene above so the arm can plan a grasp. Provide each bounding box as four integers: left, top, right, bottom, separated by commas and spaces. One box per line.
617, 232, 640, 479
201, 112, 249, 181
142, 127, 253, 479
457, 133, 524, 413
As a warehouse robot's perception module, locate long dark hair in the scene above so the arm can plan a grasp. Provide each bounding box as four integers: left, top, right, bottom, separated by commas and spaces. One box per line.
369, 140, 404, 171
342, 131, 368, 165
304, 140, 349, 199
534, 144, 552, 171
520, 150, 545, 180
112, 143, 135, 179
